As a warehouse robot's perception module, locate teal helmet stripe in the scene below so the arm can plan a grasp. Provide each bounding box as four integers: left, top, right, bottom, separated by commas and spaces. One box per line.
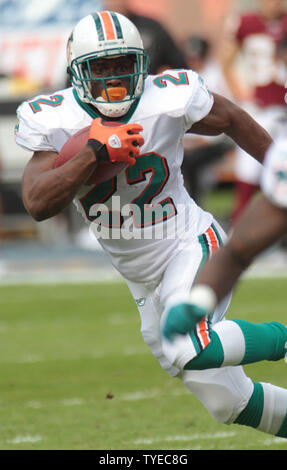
92, 11, 124, 41
92, 12, 105, 41
110, 12, 123, 39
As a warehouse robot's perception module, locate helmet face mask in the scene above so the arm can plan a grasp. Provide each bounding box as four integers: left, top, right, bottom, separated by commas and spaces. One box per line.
71, 50, 147, 104
67, 12, 149, 117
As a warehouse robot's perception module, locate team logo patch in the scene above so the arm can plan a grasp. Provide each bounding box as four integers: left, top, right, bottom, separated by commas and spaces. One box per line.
108, 134, 122, 148
136, 298, 146, 307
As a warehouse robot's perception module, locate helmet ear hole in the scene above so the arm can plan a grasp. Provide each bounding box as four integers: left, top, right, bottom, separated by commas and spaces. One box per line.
67, 11, 149, 117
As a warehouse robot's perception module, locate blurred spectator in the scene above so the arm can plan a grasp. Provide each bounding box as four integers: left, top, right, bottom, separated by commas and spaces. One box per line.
103, 0, 187, 73
220, 0, 287, 225
182, 35, 232, 98
181, 35, 235, 205
278, 30, 287, 65
7, 66, 41, 97
0, 0, 104, 98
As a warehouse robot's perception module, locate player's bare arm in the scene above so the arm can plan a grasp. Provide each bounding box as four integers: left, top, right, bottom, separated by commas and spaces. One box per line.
190, 93, 273, 163
22, 119, 144, 221
22, 146, 98, 221
195, 194, 287, 303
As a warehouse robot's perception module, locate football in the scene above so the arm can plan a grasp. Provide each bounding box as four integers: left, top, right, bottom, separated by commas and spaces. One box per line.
55, 122, 127, 185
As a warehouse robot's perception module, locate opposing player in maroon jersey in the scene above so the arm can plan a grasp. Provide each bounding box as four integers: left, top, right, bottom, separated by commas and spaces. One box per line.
221, 0, 287, 224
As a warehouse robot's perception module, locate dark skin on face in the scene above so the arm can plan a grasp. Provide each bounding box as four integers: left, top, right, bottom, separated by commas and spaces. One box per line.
194, 194, 287, 301
88, 56, 135, 100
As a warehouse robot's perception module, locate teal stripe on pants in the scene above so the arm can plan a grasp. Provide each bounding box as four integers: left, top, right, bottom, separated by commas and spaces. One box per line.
189, 234, 211, 355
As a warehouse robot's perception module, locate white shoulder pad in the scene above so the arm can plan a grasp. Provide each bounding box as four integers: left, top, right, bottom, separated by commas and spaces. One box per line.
261, 138, 287, 208
142, 70, 213, 129
15, 90, 69, 153
15, 99, 55, 152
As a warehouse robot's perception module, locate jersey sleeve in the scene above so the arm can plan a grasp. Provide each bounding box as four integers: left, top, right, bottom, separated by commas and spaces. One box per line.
183, 71, 214, 130
15, 100, 58, 152
261, 138, 287, 209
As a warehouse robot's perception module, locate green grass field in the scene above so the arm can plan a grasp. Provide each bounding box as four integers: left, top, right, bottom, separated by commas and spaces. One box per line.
0, 278, 287, 450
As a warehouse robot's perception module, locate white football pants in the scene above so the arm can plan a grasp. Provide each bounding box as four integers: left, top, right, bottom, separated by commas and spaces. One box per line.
125, 220, 254, 423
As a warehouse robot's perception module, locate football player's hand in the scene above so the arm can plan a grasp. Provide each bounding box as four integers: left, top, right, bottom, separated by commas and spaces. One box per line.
87, 118, 144, 166
162, 302, 207, 342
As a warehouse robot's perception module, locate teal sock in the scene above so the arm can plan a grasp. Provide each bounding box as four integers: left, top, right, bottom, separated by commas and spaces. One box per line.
185, 319, 287, 371
277, 414, 287, 438
232, 319, 287, 363
184, 330, 224, 370
235, 382, 287, 438
183, 319, 287, 438
235, 382, 264, 428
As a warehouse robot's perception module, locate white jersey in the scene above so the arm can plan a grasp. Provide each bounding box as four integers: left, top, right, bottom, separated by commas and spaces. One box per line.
15, 69, 214, 282
261, 137, 287, 209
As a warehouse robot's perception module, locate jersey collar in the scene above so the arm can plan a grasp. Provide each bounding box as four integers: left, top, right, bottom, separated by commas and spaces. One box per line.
72, 89, 140, 123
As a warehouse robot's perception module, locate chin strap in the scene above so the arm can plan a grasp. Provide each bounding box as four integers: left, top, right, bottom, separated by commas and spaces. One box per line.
95, 96, 133, 118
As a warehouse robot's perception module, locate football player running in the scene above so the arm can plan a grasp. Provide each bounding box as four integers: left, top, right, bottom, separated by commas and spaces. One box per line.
15, 11, 287, 438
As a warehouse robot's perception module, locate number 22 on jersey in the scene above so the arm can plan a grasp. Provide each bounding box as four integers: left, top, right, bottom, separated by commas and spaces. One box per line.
79, 152, 177, 228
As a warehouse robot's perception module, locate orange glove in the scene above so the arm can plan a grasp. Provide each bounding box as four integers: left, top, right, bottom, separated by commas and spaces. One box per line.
87, 118, 144, 166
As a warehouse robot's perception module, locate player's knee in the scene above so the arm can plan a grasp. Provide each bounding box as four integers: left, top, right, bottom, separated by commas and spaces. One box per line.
181, 368, 253, 425
141, 327, 180, 376
194, 384, 238, 424
208, 400, 235, 424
